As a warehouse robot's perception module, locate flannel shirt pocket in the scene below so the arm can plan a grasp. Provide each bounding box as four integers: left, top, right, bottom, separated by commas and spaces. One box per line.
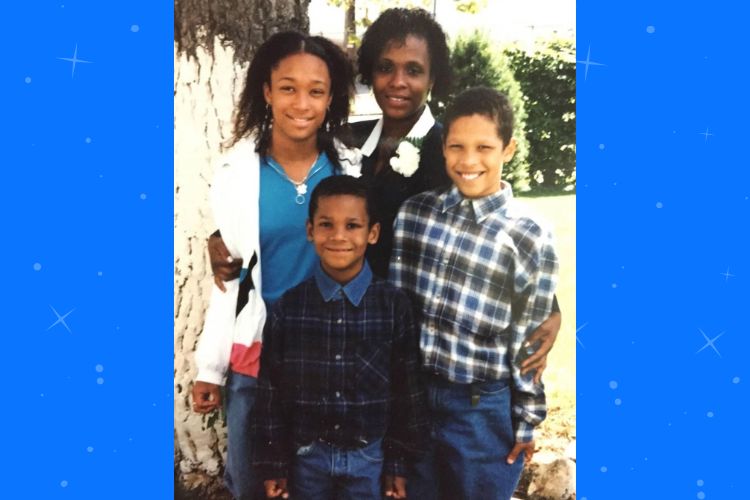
355, 340, 392, 395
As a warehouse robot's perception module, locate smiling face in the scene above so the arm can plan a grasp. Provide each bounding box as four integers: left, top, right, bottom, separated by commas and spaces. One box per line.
443, 114, 517, 199
372, 35, 432, 128
306, 195, 380, 284
264, 52, 332, 147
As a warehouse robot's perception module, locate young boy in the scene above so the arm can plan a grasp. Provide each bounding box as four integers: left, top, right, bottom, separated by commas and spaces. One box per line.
253, 175, 428, 500
389, 87, 559, 500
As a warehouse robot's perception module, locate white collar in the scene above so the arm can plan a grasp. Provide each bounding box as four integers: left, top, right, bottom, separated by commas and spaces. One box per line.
360, 105, 436, 156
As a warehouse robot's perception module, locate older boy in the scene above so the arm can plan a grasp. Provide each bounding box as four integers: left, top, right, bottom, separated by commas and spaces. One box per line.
253, 175, 428, 499
390, 87, 559, 500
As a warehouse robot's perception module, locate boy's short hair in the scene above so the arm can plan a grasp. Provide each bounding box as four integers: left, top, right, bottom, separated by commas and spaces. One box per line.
308, 175, 377, 226
442, 87, 515, 146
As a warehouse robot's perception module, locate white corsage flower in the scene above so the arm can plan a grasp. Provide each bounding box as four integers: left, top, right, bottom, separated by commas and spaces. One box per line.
333, 139, 363, 178
389, 138, 422, 178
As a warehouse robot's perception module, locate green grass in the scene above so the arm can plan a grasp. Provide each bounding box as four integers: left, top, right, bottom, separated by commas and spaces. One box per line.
516, 194, 576, 399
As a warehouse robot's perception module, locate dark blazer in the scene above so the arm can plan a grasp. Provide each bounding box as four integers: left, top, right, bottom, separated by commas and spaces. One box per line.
350, 119, 451, 278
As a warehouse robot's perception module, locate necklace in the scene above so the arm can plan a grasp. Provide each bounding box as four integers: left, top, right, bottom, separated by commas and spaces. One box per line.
266, 154, 323, 204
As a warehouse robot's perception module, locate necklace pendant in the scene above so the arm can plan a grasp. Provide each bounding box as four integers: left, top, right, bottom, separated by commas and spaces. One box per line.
294, 194, 305, 205
296, 183, 308, 196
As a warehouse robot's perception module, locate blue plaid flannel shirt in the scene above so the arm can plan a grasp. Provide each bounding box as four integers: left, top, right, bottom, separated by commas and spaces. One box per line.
253, 262, 428, 479
389, 183, 558, 443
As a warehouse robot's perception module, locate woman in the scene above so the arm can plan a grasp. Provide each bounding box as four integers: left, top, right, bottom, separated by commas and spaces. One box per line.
350, 7, 452, 278
191, 31, 358, 500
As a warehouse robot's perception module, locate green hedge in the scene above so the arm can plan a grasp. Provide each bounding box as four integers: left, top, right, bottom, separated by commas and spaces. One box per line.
504, 40, 576, 189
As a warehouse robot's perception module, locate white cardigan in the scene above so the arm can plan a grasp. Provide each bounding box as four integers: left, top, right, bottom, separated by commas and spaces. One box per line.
194, 137, 362, 385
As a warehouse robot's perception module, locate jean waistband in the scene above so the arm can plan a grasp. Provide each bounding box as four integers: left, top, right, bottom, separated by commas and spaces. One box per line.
422, 371, 509, 392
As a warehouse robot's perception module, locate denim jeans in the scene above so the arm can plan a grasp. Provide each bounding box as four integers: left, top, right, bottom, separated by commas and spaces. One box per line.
224, 371, 262, 500
290, 438, 384, 500
407, 376, 524, 500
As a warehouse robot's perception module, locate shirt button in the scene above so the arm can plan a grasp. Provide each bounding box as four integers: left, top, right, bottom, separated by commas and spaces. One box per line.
334, 424, 340, 430
336, 318, 343, 324
335, 392, 341, 398
335, 354, 342, 360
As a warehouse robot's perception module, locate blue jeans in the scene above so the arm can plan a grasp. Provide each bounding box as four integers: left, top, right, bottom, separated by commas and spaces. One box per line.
408, 376, 524, 500
224, 371, 262, 500
290, 438, 384, 500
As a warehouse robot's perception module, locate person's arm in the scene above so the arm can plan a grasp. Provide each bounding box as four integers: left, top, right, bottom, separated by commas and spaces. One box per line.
208, 230, 242, 292
520, 299, 561, 383
383, 293, 429, 484
508, 225, 559, 456
252, 301, 291, 483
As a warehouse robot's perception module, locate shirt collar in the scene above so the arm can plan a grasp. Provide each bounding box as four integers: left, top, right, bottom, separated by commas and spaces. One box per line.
360, 105, 436, 157
314, 261, 373, 306
441, 181, 514, 223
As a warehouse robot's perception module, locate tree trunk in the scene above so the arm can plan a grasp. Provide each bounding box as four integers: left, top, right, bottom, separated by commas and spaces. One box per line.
174, 1, 310, 496
344, 0, 356, 58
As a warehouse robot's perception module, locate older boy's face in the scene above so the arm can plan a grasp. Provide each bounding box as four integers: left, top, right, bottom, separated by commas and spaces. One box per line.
306, 195, 380, 284
443, 114, 516, 199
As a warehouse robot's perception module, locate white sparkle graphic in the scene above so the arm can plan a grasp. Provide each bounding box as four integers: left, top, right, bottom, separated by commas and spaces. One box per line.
646, 25, 656, 34
720, 267, 735, 282
57, 44, 93, 78
699, 127, 713, 142
609, 380, 618, 389
576, 322, 587, 348
33, 263, 42, 271
131, 24, 140, 32
47, 306, 74, 333
696, 328, 723, 357
577, 45, 605, 81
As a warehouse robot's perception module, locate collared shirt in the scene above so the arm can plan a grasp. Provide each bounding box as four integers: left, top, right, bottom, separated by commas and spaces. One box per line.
389, 183, 558, 443
253, 262, 428, 478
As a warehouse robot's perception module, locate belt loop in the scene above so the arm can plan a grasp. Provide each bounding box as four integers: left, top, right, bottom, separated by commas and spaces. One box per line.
470, 385, 480, 407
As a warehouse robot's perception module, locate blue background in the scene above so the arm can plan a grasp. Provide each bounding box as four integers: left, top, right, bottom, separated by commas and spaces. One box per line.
2, 1, 748, 499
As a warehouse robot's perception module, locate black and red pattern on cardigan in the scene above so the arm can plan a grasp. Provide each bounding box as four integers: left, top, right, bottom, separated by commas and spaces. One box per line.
350, 119, 451, 278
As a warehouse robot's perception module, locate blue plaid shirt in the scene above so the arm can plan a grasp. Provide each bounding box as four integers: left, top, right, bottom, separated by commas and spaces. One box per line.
253, 261, 428, 479
389, 183, 558, 443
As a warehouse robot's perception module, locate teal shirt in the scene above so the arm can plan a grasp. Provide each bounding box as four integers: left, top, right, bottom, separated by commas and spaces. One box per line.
259, 152, 335, 307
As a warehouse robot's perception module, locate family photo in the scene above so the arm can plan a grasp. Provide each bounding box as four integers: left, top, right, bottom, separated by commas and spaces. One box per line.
174, 1, 575, 498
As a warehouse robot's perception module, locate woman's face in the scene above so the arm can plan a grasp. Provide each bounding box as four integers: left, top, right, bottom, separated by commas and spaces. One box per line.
264, 52, 332, 145
372, 35, 432, 125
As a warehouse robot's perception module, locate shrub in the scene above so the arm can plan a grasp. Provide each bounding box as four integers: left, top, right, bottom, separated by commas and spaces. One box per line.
504, 39, 576, 189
